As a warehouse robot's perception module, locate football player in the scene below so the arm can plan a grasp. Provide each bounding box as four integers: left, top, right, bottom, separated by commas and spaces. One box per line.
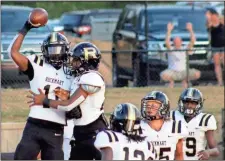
9, 20, 72, 160
140, 91, 188, 160
170, 88, 220, 160
94, 103, 158, 160
27, 42, 108, 160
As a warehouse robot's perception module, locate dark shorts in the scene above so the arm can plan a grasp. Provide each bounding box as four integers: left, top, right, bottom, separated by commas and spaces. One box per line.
14, 118, 64, 160
69, 114, 108, 160
211, 47, 225, 55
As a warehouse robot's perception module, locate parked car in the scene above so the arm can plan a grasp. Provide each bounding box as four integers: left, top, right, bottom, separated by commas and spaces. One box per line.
59, 10, 91, 37
59, 9, 122, 40
47, 19, 65, 35
112, 4, 217, 87
1, 5, 51, 88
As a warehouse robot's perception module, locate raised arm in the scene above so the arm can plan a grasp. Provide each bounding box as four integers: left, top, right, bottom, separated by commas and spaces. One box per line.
165, 22, 174, 50
28, 73, 103, 111
205, 11, 213, 29
186, 22, 196, 52
9, 21, 35, 71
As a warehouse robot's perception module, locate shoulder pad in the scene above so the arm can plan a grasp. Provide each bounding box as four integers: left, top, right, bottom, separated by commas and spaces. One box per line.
199, 113, 217, 131
102, 130, 119, 143
94, 130, 118, 150
27, 55, 44, 67
79, 72, 104, 87
170, 110, 176, 121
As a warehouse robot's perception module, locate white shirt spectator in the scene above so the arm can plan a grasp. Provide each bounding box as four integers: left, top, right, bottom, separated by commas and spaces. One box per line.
168, 47, 187, 71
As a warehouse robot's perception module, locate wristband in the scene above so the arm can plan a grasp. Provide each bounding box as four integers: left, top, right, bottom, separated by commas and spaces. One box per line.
18, 21, 32, 36
43, 97, 50, 108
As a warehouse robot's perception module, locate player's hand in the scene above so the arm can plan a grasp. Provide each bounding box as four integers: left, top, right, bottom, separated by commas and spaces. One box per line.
24, 20, 39, 30
186, 22, 193, 32
167, 22, 174, 32
54, 87, 70, 101
27, 88, 46, 107
198, 150, 210, 160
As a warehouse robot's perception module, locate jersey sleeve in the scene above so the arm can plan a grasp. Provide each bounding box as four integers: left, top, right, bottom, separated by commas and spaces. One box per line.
200, 114, 217, 131
207, 115, 217, 131
78, 72, 104, 87
94, 131, 113, 150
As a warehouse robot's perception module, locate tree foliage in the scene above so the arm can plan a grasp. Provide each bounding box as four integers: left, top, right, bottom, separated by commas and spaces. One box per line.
2, 1, 175, 19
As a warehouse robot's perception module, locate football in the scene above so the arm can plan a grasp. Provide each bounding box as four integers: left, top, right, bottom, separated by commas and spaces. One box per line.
28, 8, 48, 27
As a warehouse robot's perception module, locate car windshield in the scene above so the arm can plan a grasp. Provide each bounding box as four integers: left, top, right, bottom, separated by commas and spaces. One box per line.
60, 14, 83, 25
139, 10, 207, 32
1, 9, 50, 33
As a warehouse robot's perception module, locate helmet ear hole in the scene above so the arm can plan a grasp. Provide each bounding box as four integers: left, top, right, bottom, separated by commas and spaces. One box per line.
70, 42, 101, 75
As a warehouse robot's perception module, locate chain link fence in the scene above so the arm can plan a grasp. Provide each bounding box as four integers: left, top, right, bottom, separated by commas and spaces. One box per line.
108, 47, 224, 87
1, 48, 224, 88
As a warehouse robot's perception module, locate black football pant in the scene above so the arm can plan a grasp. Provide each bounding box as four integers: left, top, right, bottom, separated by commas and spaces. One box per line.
69, 114, 108, 160
14, 118, 64, 160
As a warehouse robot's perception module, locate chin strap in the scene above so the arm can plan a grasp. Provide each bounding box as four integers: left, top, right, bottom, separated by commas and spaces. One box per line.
148, 116, 163, 121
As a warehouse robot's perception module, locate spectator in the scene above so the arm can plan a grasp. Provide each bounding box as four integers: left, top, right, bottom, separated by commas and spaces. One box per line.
160, 22, 201, 88
205, 8, 225, 86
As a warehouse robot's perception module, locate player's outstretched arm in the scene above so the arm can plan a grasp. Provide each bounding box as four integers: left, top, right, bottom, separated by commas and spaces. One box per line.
175, 139, 184, 160
28, 86, 89, 111
9, 21, 36, 71
197, 130, 220, 160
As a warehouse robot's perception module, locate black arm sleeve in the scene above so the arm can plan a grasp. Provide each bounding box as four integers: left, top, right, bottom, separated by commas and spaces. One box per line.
22, 60, 34, 81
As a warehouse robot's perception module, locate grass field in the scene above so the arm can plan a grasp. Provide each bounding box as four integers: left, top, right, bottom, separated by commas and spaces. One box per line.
1, 86, 224, 159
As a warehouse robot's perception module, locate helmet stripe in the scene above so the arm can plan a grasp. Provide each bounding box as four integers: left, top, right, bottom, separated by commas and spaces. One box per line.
127, 104, 136, 121
50, 32, 57, 43
127, 104, 136, 132
187, 88, 193, 97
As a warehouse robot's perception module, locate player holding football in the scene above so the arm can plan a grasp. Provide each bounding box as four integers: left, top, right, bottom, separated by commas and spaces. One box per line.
94, 103, 158, 160
140, 91, 188, 160
9, 20, 72, 159
170, 88, 220, 160
28, 42, 108, 160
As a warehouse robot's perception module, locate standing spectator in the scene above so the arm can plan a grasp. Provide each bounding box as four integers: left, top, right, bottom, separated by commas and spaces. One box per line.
205, 8, 225, 86
160, 22, 201, 88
